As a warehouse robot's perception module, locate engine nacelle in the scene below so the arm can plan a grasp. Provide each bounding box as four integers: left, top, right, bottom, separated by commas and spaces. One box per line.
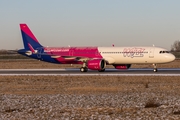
113, 64, 131, 69
87, 59, 106, 70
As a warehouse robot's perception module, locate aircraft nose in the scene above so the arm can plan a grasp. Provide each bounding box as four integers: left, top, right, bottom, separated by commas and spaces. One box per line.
171, 54, 176, 61
165, 54, 175, 62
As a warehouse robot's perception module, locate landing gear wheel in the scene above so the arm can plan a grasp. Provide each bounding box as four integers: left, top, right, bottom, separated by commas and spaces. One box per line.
80, 67, 88, 72
153, 64, 158, 72
98, 69, 105, 72
153, 68, 158, 72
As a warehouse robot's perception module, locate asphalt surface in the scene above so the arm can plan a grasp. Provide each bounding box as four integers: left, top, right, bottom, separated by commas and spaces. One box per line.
0, 68, 179, 76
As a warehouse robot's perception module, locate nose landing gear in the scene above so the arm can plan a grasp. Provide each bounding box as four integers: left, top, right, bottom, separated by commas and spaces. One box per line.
153, 64, 158, 72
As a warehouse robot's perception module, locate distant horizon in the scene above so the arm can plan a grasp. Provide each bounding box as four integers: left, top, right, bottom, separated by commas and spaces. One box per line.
1, 0, 180, 50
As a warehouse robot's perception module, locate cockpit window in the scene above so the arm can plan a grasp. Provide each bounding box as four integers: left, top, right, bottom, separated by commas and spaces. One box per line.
159, 51, 170, 54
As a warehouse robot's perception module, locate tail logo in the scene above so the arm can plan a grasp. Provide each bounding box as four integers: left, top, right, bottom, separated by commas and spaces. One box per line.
20, 24, 43, 50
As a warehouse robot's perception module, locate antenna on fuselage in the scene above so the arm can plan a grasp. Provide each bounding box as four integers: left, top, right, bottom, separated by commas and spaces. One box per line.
112, 44, 114, 47
152, 44, 155, 47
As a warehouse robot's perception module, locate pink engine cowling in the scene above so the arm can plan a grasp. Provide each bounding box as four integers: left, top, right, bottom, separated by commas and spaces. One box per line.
113, 64, 131, 69
87, 59, 106, 70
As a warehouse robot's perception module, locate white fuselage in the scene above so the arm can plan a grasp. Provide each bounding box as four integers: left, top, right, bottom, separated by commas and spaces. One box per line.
98, 46, 175, 64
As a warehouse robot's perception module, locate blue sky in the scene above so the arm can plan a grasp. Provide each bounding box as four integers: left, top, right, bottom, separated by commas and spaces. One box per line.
1, 0, 180, 50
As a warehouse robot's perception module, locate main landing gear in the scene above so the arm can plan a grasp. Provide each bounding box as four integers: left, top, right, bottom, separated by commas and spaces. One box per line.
80, 67, 106, 72
98, 69, 105, 72
153, 64, 158, 72
80, 67, 88, 72
79, 60, 106, 72
80, 62, 88, 72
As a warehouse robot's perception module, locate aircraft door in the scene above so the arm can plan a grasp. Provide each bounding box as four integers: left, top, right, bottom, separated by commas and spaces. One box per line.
69, 49, 74, 56
149, 48, 154, 58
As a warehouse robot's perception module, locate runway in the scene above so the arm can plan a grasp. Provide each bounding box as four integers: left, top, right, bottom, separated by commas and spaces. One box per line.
0, 68, 179, 76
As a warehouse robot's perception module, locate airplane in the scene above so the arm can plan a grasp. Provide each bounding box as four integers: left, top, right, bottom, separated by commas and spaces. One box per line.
18, 24, 175, 72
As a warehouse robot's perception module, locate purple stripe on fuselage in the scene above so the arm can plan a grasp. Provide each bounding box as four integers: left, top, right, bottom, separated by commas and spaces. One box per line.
20, 24, 39, 43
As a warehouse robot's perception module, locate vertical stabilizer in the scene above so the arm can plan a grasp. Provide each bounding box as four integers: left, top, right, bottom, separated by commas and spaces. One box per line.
20, 24, 42, 50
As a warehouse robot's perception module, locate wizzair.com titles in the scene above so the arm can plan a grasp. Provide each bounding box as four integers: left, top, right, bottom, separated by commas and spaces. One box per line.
44, 48, 70, 52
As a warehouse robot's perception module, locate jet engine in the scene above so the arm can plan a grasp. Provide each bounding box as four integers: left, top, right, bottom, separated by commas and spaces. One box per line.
113, 64, 131, 69
87, 59, 106, 70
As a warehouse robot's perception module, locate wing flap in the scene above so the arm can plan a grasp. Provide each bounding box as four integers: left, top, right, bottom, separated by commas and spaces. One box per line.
50, 55, 91, 61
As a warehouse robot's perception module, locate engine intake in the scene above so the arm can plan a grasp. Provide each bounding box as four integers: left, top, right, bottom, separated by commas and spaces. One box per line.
87, 59, 106, 70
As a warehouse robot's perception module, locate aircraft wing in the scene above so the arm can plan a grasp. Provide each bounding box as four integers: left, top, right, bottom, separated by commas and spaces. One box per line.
50, 55, 115, 64
50, 55, 93, 61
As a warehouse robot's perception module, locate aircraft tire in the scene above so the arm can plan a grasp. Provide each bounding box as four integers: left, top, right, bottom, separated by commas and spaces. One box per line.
153, 68, 158, 72
80, 67, 88, 72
